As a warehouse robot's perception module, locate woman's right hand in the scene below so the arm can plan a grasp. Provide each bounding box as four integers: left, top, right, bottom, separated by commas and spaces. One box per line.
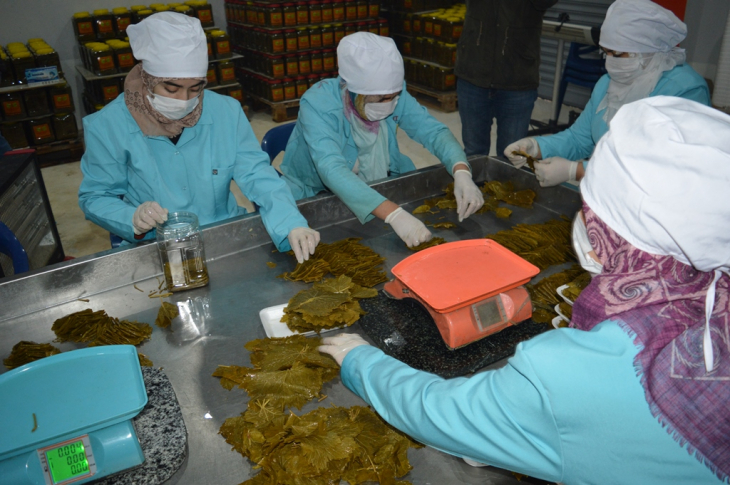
385, 207, 433, 247
504, 138, 541, 168
132, 201, 168, 235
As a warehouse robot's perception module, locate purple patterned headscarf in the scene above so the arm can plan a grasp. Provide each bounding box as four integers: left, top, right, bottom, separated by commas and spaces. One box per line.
571, 202, 730, 481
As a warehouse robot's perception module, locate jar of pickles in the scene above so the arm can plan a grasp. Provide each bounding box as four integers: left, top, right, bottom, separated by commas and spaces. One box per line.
307, 73, 319, 88
0, 50, 14, 87
50, 82, 75, 112
285, 54, 299, 76
368, 0, 379, 18
282, 77, 296, 100
136, 9, 154, 23
175, 5, 195, 17
282, 3, 297, 26
345, 0, 357, 20
211, 30, 232, 59
194, 1, 215, 28
218, 60, 236, 84
344, 23, 357, 36
73, 12, 96, 42
296, 1, 309, 24
433, 67, 455, 91
356, 0, 368, 19
33, 48, 61, 74
1, 92, 26, 120
309, 1, 322, 24
90, 44, 117, 75
298, 53, 311, 74
378, 18, 388, 37
267, 79, 284, 101
322, 48, 336, 71
11, 52, 36, 85
333, 23, 345, 44
99, 77, 121, 103
296, 75, 308, 97
0, 121, 28, 149
112, 41, 136, 73
321, 25, 334, 46
28, 117, 55, 145
332, 0, 345, 22
269, 30, 286, 54
297, 27, 310, 50
113, 8, 132, 35
284, 29, 298, 51
321, 0, 333, 23
53, 112, 79, 141
310, 50, 323, 73
368, 20, 379, 34
266, 54, 285, 78
24, 89, 51, 117
309, 27, 322, 48
206, 63, 219, 86
264, 4, 284, 27
93, 10, 116, 40
227, 85, 244, 105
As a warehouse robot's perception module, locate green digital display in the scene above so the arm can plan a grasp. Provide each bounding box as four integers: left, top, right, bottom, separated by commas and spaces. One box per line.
45, 440, 91, 483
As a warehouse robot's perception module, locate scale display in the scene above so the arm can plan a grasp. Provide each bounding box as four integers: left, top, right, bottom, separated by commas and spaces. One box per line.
472, 296, 506, 333
38, 435, 97, 485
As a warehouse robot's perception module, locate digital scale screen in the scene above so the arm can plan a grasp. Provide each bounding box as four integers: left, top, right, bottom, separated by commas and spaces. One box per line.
38, 435, 96, 485
473, 296, 506, 332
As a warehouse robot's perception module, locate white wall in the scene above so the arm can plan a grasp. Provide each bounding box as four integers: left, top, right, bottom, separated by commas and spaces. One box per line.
0, 0, 226, 127
682, 0, 730, 83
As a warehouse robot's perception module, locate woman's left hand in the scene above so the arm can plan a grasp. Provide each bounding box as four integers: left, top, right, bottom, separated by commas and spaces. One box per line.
288, 227, 320, 264
453, 169, 485, 221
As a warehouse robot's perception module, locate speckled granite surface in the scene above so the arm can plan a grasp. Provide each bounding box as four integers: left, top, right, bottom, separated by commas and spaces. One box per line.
359, 292, 550, 378
93, 367, 187, 485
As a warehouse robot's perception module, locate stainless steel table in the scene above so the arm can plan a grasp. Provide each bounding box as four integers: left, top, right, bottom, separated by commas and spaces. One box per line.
0, 157, 580, 485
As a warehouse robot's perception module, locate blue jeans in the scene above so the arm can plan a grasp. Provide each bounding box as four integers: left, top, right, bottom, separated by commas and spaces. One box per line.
457, 79, 537, 157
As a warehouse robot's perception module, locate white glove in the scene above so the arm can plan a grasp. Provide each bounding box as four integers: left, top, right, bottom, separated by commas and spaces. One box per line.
534, 157, 579, 187
504, 137, 540, 168
132, 201, 168, 235
452, 169, 484, 222
288, 227, 320, 264
385, 207, 433, 247
318, 333, 370, 366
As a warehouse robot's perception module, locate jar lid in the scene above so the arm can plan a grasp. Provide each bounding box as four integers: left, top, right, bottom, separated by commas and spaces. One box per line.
28, 38, 45, 43
93, 9, 110, 15
175, 6, 192, 11
95, 44, 112, 52
167, 2, 183, 6
296, 27, 308, 31
73, 12, 91, 18
139, 9, 154, 14
113, 7, 130, 14
131, 5, 147, 11
35, 48, 55, 55
12, 51, 33, 59
321, 23, 332, 27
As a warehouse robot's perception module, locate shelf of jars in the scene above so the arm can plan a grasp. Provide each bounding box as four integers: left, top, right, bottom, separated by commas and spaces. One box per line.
225, 0, 383, 30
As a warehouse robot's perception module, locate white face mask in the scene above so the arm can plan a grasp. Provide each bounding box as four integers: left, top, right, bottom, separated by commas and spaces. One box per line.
605, 56, 643, 84
572, 212, 603, 277
364, 96, 399, 121
147, 93, 200, 120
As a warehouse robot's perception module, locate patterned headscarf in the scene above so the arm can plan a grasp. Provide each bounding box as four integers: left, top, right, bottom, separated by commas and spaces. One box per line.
123, 63, 206, 138
571, 202, 730, 481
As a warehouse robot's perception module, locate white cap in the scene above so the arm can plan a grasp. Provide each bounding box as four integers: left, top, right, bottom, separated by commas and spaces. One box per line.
599, 0, 686, 53
127, 12, 208, 78
582, 96, 730, 274
337, 32, 404, 95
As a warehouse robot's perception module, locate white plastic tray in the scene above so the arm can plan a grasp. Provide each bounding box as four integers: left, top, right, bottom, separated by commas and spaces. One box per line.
552, 314, 569, 329
259, 303, 346, 338
556, 284, 575, 306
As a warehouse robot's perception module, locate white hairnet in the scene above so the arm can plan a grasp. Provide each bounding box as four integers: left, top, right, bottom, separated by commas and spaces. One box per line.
337, 32, 404, 95
582, 96, 730, 273
127, 12, 208, 78
599, 0, 687, 53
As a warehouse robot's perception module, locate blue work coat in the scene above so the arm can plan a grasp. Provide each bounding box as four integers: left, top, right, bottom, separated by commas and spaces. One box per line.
279, 78, 468, 224
78, 92, 307, 250
536, 64, 710, 161
342, 321, 723, 484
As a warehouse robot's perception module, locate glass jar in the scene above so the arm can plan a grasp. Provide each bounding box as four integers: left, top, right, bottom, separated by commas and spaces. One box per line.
295, 75, 308, 97
157, 212, 210, 292
404, 58, 416, 83
1, 92, 27, 120
332, 0, 345, 22
50, 82, 75, 112
333, 23, 345, 44
297, 27, 310, 50
307, 73, 319, 88
423, 38, 435, 62
218, 60, 236, 84
206, 63, 219, 86
0, 121, 29, 149
322, 48, 336, 71
211, 30, 232, 58
282, 77, 296, 100
378, 18, 389, 37
73, 12, 96, 42
421, 12, 434, 37
175, 5, 195, 17
345, 0, 357, 21
90, 44, 117, 75
264, 4, 284, 27
284, 29, 298, 52
310, 50, 323, 73
356, 21, 368, 32
282, 3, 297, 26
93, 9, 115, 40
321, 0, 333, 23
433, 67, 455, 91
356, 0, 368, 19
130, 5, 147, 23
227, 85, 244, 104
99, 77, 121, 103
0, 50, 13, 87
344, 23, 357, 36
444, 17, 463, 42
321, 24, 334, 46
285, 54, 299, 76
402, 13, 412, 34
24, 89, 51, 117
439, 42, 456, 67
411, 37, 423, 59
28, 117, 55, 145
367, 20, 378, 34
368, 0, 379, 18
33, 49, 61, 73
296, 1, 309, 24
411, 13, 421, 34
11, 52, 36, 85
298, 53, 311, 74
267, 54, 285, 78
267, 79, 284, 101
309, 27, 322, 48
114, 41, 135, 72
419, 62, 434, 87
113, 7, 132, 35
136, 9, 154, 23
269, 30, 285, 53
196, 2, 215, 27
52, 112, 78, 140
309, 1, 322, 24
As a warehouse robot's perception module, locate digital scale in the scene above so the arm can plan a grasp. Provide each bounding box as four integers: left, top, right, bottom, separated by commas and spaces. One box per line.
0, 346, 147, 485
384, 239, 540, 349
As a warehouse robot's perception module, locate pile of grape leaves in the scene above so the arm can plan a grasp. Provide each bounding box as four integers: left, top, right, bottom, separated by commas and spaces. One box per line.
486, 218, 575, 270
412, 180, 535, 219
527, 265, 586, 324
213, 335, 421, 484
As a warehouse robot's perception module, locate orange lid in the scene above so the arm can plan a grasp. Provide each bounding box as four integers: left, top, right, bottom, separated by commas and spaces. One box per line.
390, 239, 539, 313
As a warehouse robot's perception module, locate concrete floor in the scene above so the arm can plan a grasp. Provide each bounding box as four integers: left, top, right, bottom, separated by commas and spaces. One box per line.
42, 98, 570, 258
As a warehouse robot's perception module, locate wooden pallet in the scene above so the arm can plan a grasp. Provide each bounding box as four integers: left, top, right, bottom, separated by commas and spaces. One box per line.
406, 82, 458, 112
36, 137, 85, 168
248, 94, 300, 122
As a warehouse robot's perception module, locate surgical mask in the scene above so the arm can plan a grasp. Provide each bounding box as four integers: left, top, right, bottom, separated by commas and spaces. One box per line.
364, 96, 399, 121
605, 56, 642, 84
147, 93, 199, 120
572, 212, 603, 277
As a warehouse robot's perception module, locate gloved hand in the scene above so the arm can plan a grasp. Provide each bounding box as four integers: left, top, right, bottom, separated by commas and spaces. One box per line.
385, 207, 433, 247
288, 227, 320, 264
534, 157, 579, 187
504, 137, 540, 168
453, 169, 484, 222
132, 201, 168, 235
318, 333, 370, 366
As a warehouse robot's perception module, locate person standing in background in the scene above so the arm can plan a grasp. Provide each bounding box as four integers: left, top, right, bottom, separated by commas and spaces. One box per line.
456, 0, 557, 158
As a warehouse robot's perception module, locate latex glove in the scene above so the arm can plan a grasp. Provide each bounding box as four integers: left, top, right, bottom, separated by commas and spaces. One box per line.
533, 157, 579, 187
318, 333, 370, 366
452, 169, 484, 222
132, 201, 168, 235
504, 137, 540, 168
385, 207, 432, 247
288, 227, 320, 264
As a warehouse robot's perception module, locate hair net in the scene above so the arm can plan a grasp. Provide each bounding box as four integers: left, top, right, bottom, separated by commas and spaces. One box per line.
599, 0, 687, 53
127, 12, 208, 78
582, 96, 730, 274
337, 32, 404, 95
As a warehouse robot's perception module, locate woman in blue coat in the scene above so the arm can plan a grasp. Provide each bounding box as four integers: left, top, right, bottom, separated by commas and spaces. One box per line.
505, 0, 710, 187
279, 33, 484, 248
78, 12, 319, 262
320, 97, 730, 484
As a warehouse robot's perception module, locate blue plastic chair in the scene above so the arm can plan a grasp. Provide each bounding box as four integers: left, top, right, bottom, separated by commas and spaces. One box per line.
260, 122, 296, 165
556, 43, 607, 121
0, 222, 29, 274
